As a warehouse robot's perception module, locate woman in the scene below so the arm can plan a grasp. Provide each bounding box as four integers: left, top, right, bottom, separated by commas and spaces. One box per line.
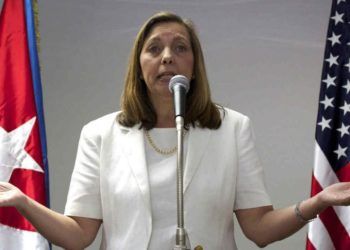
1, 11, 350, 249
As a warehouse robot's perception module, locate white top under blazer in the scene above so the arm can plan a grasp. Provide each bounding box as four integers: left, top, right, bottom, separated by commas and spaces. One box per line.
64, 107, 271, 249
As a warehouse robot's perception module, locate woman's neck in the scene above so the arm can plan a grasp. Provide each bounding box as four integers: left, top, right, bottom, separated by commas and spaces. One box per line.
151, 97, 175, 128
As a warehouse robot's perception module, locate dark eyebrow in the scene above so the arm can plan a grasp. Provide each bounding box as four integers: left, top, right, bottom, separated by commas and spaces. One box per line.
143, 36, 163, 48
145, 34, 190, 45
145, 37, 161, 44
173, 36, 190, 44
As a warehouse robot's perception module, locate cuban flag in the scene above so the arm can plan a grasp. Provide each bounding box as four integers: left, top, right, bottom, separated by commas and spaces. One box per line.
0, 0, 50, 249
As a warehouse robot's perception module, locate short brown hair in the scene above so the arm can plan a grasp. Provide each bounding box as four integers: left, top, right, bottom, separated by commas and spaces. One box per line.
118, 11, 222, 130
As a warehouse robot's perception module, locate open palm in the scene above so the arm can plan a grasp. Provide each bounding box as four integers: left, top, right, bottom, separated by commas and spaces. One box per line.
321, 182, 350, 206
0, 182, 24, 208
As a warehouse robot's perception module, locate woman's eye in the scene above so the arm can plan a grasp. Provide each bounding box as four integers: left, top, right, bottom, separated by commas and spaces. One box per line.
147, 45, 161, 54
175, 44, 188, 53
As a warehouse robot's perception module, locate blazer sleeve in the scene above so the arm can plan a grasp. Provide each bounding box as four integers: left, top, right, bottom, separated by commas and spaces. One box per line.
234, 115, 272, 210
64, 123, 103, 219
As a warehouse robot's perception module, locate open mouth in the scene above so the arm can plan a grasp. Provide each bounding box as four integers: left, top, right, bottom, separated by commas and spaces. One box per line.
157, 72, 176, 80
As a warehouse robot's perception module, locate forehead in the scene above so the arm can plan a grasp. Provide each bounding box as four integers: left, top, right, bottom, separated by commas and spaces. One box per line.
145, 22, 191, 42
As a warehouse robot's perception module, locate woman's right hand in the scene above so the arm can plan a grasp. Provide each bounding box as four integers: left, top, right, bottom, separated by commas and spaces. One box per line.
0, 182, 26, 208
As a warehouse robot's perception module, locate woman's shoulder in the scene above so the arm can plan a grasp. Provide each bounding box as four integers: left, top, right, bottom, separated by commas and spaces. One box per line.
80, 111, 122, 136
220, 107, 249, 123
218, 107, 254, 136
86, 111, 121, 126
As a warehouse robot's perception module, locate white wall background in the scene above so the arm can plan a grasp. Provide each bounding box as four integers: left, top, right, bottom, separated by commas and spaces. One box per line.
1, 0, 332, 249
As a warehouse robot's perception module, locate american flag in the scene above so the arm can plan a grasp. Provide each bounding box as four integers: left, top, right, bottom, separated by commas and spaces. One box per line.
0, 0, 50, 249
307, 0, 350, 249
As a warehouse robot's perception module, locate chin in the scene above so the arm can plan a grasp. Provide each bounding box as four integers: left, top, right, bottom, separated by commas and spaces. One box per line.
161, 92, 173, 100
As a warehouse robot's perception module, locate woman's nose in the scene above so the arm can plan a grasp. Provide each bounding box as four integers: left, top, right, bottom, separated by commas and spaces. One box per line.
161, 48, 173, 64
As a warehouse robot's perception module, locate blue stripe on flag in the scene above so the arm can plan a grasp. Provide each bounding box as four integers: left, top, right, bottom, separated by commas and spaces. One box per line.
24, 0, 51, 209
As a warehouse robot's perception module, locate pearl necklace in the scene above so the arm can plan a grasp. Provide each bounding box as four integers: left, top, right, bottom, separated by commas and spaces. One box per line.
144, 129, 178, 155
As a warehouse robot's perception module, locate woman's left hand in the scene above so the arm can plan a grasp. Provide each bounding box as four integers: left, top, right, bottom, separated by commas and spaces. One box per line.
318, 182, 350, 208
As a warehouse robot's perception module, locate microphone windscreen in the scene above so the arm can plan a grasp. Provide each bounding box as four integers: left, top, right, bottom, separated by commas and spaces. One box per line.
169, 75, 190, 93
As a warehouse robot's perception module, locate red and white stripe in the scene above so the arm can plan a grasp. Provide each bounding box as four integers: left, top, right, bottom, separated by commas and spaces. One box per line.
307, 142, 350, 250
0, 223, 49, 250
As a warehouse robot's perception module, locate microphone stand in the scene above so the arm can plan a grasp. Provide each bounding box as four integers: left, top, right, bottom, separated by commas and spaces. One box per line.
173, 116, 191, 250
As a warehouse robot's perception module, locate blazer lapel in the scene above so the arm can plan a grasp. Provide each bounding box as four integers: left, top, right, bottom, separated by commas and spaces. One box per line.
119, 125, 211, 209
184, 127, 212, 193
121, 125, 151, 213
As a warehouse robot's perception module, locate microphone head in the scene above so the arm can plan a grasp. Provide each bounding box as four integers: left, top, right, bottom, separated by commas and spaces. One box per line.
169, 75, 190, 94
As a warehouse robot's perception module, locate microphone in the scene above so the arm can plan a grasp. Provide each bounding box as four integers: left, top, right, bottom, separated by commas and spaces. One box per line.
169, 75, 191, 249
169, 75, 190, 117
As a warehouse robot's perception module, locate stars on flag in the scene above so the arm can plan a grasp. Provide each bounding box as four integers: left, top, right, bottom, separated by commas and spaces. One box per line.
322, 74, 336, 88
337, 123, 350, 138
320, 95, 334, 110
328, 32, 341, 46
343, 80, 350, 93
0, 117, 43, 182
340, 101, 350, 115
316, 0, 350, 168
331, 11, 344, 25
325, 53, 339, 67
318, 117, 332, 131
334, 144, 347, 159
344, 59, 350, 73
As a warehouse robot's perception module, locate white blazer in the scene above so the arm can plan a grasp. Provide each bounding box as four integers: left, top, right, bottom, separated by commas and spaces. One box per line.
65, 108, 271, 250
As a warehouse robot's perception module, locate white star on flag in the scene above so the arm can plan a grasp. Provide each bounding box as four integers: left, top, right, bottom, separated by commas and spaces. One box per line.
345, 59, 350, 73
328, 32, 341, 46
337, 0, 346, 4
337, 123, 350, 138
331, 11, 344, 25
325, 53, 339, 67
334, 144, 347, 159
340, 101, 350, 115
0, 117, 43, 182
343, 80, 350, 94
320, 95, 335, 110
318, 117, 332, 131
322, 74, 337, 88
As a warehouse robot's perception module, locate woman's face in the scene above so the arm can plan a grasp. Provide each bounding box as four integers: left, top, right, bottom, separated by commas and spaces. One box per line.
140, 22, 194, 103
